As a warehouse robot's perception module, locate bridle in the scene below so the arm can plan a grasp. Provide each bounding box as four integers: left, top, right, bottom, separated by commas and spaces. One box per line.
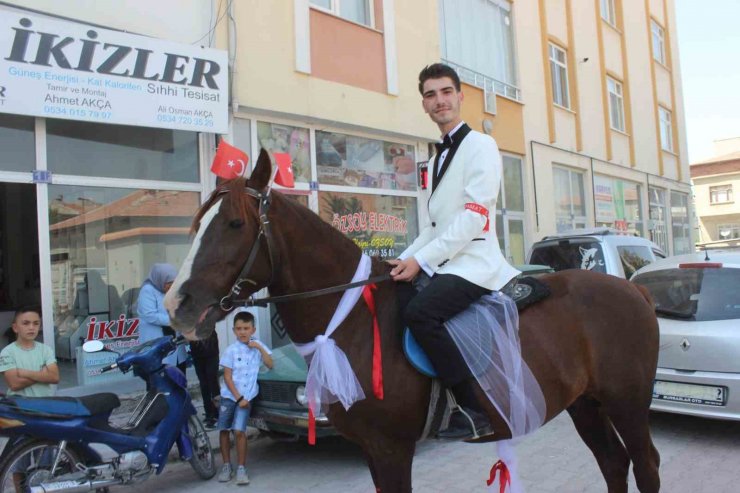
217, 186, 390, 312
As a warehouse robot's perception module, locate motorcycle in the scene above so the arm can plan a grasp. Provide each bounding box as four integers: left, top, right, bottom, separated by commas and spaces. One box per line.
0, 335, 216, 493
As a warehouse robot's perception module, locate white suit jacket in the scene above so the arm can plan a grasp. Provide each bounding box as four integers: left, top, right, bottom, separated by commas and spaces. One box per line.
399, 127, 520, 291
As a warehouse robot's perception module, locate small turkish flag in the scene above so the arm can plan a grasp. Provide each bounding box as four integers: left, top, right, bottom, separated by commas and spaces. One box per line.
211, 140, 249, 179
274, 152, 295, 188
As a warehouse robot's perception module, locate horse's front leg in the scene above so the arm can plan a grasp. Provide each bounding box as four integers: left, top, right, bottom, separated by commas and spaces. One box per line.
363, 438, 415, 493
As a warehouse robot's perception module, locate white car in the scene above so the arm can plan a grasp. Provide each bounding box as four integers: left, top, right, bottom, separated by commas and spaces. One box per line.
631, 251, 740, 420
527, 227, 665, 279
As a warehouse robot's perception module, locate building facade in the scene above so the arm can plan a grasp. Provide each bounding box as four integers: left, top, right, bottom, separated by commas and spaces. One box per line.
691, 138, 740, 248
0, 0, 692, 392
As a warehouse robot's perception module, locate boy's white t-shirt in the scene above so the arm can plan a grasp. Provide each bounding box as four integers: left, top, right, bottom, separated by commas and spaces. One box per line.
219, 339, 272, 402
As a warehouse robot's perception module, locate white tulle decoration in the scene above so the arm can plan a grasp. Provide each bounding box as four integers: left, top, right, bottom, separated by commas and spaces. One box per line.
294, 254, 371, 417
445, 291, 546, 493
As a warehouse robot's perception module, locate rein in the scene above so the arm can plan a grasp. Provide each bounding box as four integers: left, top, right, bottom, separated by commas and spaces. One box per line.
218, 185, 391, 311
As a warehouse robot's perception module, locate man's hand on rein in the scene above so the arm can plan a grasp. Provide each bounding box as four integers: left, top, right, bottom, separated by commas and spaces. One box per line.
388, 257, 421, 282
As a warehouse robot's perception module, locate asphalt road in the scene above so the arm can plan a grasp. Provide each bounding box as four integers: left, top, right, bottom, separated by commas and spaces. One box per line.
129, 409, 740, 493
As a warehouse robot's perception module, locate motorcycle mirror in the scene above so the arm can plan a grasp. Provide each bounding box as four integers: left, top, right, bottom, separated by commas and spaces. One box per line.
82, 340, 105, 353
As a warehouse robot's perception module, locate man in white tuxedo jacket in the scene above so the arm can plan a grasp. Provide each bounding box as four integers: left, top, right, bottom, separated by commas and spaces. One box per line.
389, 63, 520, 439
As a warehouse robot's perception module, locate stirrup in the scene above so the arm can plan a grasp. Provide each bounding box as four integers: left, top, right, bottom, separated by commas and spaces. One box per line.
445, 389, 481, 440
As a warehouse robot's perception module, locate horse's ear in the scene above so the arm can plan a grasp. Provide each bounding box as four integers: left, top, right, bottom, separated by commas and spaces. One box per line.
249, 148, 273, 190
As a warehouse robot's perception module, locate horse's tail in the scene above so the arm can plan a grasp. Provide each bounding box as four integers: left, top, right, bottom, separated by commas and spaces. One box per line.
633, 283, 655, 309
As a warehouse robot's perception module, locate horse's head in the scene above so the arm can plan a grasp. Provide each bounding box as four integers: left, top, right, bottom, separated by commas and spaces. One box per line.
164, 149, 276, 340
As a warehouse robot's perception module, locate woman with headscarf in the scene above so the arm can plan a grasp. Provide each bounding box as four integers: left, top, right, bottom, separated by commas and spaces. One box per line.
137, 263, 188, 375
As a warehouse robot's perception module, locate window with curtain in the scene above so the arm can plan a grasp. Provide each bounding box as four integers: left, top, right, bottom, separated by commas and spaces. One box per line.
549, 43, 570, 109
439, 0, 518, 89
659, 106, 673, 152
607, 77, 625, 132
709, 184, 733, 204
651, 20, 666, 65
600, 0, 616, 26
311, 0, 373, 27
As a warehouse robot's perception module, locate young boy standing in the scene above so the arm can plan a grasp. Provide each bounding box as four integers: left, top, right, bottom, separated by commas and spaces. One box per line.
217, 311, 273, 485
0, 307, 59, 396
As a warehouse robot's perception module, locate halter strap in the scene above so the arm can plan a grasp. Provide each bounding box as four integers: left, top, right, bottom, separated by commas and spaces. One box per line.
218, 185, 390, 311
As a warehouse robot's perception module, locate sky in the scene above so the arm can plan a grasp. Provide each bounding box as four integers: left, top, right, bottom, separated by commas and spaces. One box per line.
675, 0, 740, 163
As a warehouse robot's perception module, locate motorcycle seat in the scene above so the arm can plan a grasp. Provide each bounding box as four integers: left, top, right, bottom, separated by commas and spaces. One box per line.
3, 393, 121, 417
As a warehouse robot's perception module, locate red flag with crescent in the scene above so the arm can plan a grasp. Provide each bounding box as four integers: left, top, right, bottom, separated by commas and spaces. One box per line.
273, 152, 295, 188
211, 140, 249, 179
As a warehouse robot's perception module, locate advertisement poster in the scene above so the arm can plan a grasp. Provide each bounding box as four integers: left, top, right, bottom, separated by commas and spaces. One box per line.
0, 8, 228, 132
75, 315, 140, 386
594, 175, 615, 223
316, 131, 417, 191
319, 192, 418, 258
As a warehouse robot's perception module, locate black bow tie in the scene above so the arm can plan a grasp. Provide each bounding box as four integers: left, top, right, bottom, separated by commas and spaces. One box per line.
434, 134, 454, 155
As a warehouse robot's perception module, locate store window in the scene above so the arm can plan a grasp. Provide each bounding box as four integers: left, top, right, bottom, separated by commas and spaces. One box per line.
316, 131, 416, 191
439, 0, 518, 93
256, 122, 311, 183
318, 192, 418, 258
671, 191, 691, 254
553, 167, 586, 232
594, 175, 643, 235
497, 155, 526, 264
46, 120, 199, 182
649, 186, 668, 253
48, 185, 200, 389
549, 43, 570, 109
0, 114, 35, 172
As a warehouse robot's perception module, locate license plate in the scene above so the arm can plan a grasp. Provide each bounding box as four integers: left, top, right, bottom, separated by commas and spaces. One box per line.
248, 417, 269, 431
653, 380, 727, 407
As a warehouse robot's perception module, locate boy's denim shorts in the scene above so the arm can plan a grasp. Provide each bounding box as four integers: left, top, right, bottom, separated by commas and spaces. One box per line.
218, 397, 251, 432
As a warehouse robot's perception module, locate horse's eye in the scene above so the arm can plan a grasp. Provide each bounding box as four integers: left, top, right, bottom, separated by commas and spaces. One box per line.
229, 219, 245, 228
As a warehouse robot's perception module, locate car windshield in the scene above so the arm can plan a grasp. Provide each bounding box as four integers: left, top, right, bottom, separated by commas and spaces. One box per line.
529, 240, 606, 273
632, 267, 740, 321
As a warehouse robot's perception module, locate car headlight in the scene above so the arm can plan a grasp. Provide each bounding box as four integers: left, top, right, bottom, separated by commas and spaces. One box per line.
295, 385, 308, 406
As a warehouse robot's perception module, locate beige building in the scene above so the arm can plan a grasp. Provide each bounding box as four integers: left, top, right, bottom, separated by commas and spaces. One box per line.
691, 138, 740, 248
0, 0, 694, 390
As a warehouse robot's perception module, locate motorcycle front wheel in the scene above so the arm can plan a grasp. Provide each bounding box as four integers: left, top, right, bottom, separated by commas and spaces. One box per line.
0, 438, 82, 493
186, 416, 216, 479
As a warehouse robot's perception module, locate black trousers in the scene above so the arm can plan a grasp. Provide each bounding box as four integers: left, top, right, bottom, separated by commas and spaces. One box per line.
397, 273, 491, 388
193, 355, 220, 421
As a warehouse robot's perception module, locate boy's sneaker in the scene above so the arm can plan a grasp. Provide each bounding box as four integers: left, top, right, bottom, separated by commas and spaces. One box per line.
204, 418, 217, 430
217, 463, 233, 482
235, 466, 250, 485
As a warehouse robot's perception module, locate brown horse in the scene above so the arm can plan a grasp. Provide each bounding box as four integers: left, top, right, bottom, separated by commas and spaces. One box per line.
164, 149, 661, 493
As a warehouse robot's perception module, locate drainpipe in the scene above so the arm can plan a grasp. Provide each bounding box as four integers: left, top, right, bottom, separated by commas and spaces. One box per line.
227, 1, 238, 113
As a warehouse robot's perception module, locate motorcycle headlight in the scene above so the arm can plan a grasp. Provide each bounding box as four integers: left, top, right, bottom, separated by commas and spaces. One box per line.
295, 385, 308, 406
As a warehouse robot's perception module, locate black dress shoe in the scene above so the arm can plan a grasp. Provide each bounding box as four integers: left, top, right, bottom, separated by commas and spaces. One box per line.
437, 407, 490, 440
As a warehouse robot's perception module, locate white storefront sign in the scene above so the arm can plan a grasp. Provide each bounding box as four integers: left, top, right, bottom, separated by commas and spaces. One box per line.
0, 9, 228, 133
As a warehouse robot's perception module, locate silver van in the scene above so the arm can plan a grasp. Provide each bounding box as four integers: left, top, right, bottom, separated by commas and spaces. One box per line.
526, 227, 666, 279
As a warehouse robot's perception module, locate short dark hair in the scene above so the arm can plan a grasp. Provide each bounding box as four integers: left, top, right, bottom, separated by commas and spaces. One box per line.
233, 311, 255, 326
13, 306, 41, 323
418, 63, 461, 95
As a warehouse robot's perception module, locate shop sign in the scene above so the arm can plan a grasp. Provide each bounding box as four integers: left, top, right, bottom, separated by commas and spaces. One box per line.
0, 9, 228, 132
594, 175, 615, 223
76, 315, 140, 386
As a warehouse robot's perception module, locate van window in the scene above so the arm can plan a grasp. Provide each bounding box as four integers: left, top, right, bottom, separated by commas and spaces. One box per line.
529, 240, 606, 273
617, 246, 654, 278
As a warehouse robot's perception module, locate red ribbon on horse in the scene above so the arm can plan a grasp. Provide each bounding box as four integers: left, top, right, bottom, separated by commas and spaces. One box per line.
486, 460, 511, 493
